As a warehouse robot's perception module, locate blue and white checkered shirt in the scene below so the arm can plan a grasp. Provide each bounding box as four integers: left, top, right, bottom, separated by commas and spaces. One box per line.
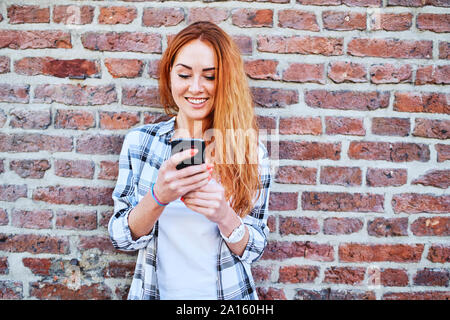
108, 116, 271, 300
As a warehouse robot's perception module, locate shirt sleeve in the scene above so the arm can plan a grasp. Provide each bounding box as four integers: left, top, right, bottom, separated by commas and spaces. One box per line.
108, 131, 155, 251
234, 142, 272, 264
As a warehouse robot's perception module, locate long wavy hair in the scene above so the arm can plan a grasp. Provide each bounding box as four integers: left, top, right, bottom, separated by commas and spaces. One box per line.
159, 21, 261, 217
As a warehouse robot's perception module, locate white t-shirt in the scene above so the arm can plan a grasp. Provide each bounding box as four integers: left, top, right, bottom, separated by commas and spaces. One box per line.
157, 196, 221, 300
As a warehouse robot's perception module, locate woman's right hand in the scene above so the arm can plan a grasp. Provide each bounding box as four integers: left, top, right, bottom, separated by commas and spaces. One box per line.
152, 149, 213, 204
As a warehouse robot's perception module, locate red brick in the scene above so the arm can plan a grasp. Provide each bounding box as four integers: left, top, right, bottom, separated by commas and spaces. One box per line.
7, 5, 50, 24
54, 159, 95, 179
0, 84, 29, 103
35, 84, 117, 106
392, 193, 450, 214
0, 257, 7, 275
295, 288, 376, 300
325, 116, 365, 136
278, 10, 319, 31
54, 109, 95, 130
251, 265, 272, 282
383, 291, 450, 300
30, 282, 112, 300
33, 186, 114, 206
11, 209, 53, 229
15, 57, 100, 79
188, 7, 229, 24
279, 141, 341, 160
339, 243, 424, 262
0, 234, 69, 254
56, 210, 97, 230
342, 0, 382, 5
99, 6, 137, 25
142, 8, 184, 27
305, 90, 389, 111
323, 218, 364, 235
256, 287, 287, 300
412, 169, 450, 189
370, 13, 413, 31
320, 166, 362, 186
53, 5, 94, 24
297, 0, 341, 4
99, 210, 113, 229
366, 168, 407, 187
81, 32, 161, 53
323, 11, 366, 30
122, 85, 161, 107
104, 58, 143, 78
302, 192, 384, 213
143, 112, 172, 125
233, 36, 253, 55
328, 61, 367, 83
268, 192, 298, 211
9, 109, 51, 129
99, 111, 140, 130
379, 268, 409, 287
257, 35, 343, 56
251, 87, 298, 108
0, 30, 71, 49
324, 267, 365, 285
147, 59, 160, 79
367, 217, 409, 237
370, 63, 412, 84
279, 217, 320, 235
439, 42, 450, 59
0, 110, 5, 127
103, 261, 136, 278
417, 14, 450, 33
413, 268, 449, 286
0, 185, 27, 201
98, 161, 119, 181
244, 59, 280, 80
232, 9, 273, 27
279, 266, 319, 283
0, 56, 9, 74
371, 117, 410, 136
10, 159, 50, 179
0, 133, 72, 153
411, 217, 449, 236
279, 117, 322, 135
415, 65, 450, 85
427, 244, 450, 263
79, 235, 116, 253
436, 144, 450, 162
263, 241, 334, 261
0, 281, 22, 299
256, 115, 276, 130
0, 208, 7, 225
283, 63, 325, 83
348, 38, 432, 59
22, 257, 53, 276
76, 134, 124, 155
348, 141, 430, 162
274, 166, 317, 185
394, 92, 449, 114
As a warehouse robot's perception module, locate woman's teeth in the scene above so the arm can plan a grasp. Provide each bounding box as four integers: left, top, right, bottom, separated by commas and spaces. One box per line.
186, 98, 207, 105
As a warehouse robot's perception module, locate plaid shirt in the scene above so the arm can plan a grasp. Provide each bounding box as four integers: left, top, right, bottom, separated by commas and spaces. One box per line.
108, 116, 271, 300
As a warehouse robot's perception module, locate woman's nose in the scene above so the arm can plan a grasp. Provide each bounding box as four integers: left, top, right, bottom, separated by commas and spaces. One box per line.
189, 76, 203, 93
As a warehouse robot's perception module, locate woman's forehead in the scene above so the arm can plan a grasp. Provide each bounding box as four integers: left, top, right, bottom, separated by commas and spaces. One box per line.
173, 39, 217, 68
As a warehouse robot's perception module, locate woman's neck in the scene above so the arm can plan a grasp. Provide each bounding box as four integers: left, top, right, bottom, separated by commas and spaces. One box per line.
174, 114, 212, 139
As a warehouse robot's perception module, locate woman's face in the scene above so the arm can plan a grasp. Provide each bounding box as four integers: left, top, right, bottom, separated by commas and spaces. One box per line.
170, 39, 217, 123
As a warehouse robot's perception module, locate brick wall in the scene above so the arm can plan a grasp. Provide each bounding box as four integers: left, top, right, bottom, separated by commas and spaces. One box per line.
0, 0, 448, 300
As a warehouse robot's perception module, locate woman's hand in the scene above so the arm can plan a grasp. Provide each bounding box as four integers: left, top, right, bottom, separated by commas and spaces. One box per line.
153, 149, 213, 204
181, 178, 234, 226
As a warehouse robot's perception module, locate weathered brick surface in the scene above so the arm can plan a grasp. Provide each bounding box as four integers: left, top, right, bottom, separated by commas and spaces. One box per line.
0, 0, 448, 301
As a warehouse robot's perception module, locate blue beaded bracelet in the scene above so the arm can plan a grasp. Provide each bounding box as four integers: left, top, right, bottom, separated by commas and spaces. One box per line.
151, 183, 168, 206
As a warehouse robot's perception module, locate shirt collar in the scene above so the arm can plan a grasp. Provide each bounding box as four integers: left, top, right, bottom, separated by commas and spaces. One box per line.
156, 115, 176, 137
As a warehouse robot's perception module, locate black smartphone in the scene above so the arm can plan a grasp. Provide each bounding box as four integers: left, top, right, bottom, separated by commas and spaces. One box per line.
170, 138, 205, 170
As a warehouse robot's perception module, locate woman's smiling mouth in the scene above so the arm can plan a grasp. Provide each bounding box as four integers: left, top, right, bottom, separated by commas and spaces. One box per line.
185, 97, 209, 106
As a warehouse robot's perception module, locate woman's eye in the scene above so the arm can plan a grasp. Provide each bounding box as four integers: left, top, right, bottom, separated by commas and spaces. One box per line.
178, 74, 190, 79
205, 76, 215, 81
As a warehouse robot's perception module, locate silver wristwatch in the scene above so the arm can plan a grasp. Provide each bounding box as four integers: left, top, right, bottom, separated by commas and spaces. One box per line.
220, 216, 246, 244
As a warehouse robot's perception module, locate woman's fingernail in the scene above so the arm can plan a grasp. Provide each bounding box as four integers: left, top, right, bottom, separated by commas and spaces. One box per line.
191, 149, 198, 156
180, 197, 184, 202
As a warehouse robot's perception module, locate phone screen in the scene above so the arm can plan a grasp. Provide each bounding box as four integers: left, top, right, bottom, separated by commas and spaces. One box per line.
170, 138, 205, 170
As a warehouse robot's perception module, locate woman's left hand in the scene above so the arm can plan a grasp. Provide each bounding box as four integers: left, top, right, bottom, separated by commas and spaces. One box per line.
181, 179, 232, 225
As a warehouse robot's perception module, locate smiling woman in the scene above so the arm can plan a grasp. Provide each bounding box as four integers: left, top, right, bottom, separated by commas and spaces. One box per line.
108, 21, 271, 300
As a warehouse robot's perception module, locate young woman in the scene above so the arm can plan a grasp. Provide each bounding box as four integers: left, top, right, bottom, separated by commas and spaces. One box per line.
108, 21, 271, 300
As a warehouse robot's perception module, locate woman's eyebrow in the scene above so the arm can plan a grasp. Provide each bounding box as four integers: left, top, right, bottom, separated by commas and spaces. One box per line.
175, 63, 216, 71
